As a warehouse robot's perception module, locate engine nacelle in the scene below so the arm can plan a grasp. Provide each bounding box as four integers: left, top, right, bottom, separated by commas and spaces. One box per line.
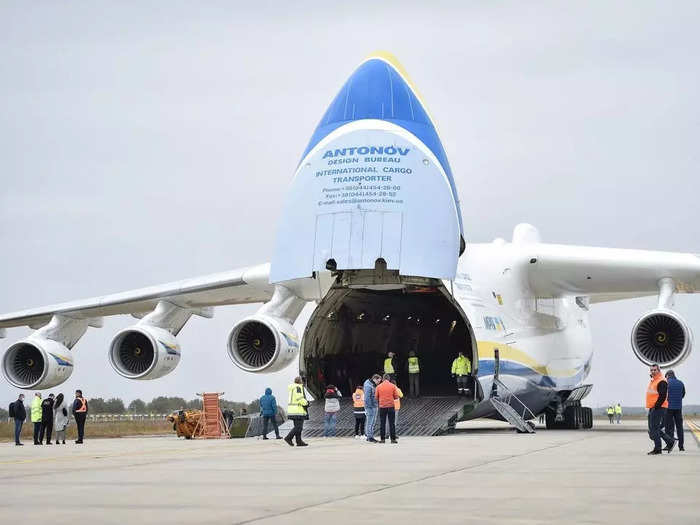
109, 326, 181, 379
2, 337, 74, 389
631, 309, 693, 367
227, 315, 299, 373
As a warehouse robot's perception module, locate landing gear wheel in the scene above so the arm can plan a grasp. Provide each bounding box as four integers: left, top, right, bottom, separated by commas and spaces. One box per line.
567, 406, 583, 429
545, 406, 592, 430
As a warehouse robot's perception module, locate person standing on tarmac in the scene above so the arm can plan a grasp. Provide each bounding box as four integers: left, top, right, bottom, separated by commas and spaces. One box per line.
40, 393, 55, 444
259, 387, 282, 440
407, 351, 420, 398
53, 393, 69, 444
384, 352, 397, 383
363, 374, 382, 443
72, 389, 88, 444
323, 384, 341, 437
375, 374, 400, 444
393, 380, 404, 429
615, 403, 623, 424
9, 393, 26, 446
284, 376, 309, 447
664, 370, 686, 452
451, 352, 471, 395
645, 364, 675, 455
607, 406, 614, 424
352, 385, 365, 439
31, 392, 42, 445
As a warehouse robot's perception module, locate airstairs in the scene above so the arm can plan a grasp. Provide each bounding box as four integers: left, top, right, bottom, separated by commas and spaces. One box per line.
191, 392, 229, 439
489, 377, 536, 433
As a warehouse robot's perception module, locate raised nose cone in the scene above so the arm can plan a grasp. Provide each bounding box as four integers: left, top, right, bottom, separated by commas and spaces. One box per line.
302, 53, 459, 216
271, 53, 464, 284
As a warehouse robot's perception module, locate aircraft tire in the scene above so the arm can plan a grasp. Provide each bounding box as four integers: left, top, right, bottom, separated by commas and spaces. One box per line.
563, 406, 577, 429
546, 406, 593, 430
545, 411, 558, 429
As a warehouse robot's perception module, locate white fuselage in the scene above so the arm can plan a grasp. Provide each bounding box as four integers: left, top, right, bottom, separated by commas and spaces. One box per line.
450, 241, 593, 418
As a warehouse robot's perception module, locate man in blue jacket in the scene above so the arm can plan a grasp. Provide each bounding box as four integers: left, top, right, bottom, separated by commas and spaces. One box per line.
363, 374, 382, 443
664, 370, 686, 451
259, 387, 282, 440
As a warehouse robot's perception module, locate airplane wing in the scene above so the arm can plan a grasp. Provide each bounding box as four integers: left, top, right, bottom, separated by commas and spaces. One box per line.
0, 263, 274, 330
526, 244, 700, 303
0, 262, 325, 388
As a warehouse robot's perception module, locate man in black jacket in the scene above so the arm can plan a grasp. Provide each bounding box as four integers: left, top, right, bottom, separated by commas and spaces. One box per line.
646, 364, 675, 455
72, 389, 89, 444
9, 393, 26, 446
40, 393, 55, 445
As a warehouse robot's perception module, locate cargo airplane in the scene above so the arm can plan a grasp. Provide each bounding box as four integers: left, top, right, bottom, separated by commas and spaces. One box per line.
2, 52, 699, 431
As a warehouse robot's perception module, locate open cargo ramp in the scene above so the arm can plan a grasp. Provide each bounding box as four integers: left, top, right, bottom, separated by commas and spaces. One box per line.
303, 396, 472, 438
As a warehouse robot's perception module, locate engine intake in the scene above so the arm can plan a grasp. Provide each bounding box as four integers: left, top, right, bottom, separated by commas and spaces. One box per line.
227, 315, 299, 373
2, 338, 74, 389
109, 326, 181, 380
631, 309, 692, 367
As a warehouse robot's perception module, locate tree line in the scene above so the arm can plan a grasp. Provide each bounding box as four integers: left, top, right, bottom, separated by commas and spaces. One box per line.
4, 396, 261, 417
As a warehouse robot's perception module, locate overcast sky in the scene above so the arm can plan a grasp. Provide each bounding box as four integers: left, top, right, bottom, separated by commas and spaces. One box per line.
1, 1, 698, 408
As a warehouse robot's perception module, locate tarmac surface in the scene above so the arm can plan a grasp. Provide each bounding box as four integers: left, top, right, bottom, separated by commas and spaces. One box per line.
1, 418, 698, 525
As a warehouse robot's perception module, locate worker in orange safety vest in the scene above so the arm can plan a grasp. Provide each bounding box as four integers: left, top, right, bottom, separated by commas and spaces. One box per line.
645, 364, 675, 455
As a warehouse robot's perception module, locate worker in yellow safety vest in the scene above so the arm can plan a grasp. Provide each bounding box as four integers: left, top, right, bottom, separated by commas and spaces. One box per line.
384, 352, 396, 383
614, 403, 622, 424
407, 351, 420, 398
284, 376, 309, 447
30, 392, 42, 445
451, 352, 472, 396
606, 406, 614, 424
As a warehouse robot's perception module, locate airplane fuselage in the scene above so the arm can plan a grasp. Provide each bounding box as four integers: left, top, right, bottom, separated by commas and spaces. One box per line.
455, 241, 593, 419
295, 235, 595, 422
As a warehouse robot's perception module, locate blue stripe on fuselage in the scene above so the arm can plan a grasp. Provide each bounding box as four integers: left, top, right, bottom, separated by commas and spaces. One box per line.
477, 359, 588, 389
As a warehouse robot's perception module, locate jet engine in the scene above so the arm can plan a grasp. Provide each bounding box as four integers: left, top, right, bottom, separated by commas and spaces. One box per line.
227, 315, 299, 373
109, 325, 181, 379
631, 309, 693, 367
2, 337, 74, 389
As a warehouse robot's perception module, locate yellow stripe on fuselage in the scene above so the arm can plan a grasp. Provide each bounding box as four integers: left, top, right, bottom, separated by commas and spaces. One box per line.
363, 50, 438, 130
476, 340, 582, 379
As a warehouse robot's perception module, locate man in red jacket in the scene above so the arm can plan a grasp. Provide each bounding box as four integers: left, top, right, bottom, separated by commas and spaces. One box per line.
375, 374, 400, 444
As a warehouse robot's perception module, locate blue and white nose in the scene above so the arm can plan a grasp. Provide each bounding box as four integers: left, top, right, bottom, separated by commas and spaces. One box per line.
271, 52, 464, 283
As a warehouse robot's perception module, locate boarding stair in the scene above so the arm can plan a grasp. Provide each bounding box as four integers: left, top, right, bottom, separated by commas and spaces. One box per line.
192, 392, 229, 439
489, 377, 536, 433
302, 396, 471, 437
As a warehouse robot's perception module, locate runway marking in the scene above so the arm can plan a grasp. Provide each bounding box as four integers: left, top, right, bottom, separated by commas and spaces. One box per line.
688, 420, 700, 447
232, 433, 598, 525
